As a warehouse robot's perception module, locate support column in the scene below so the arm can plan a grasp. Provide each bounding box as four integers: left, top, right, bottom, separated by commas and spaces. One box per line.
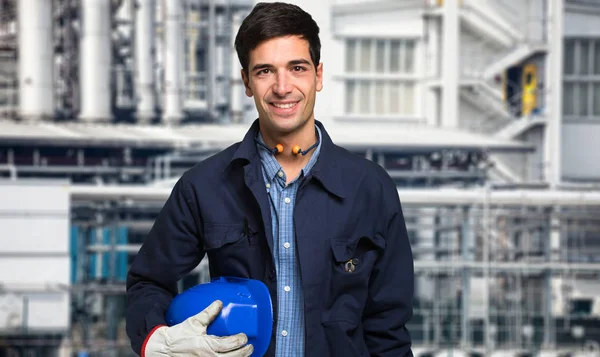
162, 0, 184, 124
17, 0, 54, 121
441, 0, 459, 128
79, 0, 112, 122
135, 0, 157, 123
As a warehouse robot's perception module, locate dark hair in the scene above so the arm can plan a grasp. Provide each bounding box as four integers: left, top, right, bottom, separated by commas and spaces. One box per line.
234, 2, 321, 76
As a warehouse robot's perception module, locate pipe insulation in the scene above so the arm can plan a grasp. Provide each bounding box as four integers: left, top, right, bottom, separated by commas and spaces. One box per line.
17, 0, 54, 121
162, 0, 184, 124
135, 0, 157, 123
79, 0, 112, 122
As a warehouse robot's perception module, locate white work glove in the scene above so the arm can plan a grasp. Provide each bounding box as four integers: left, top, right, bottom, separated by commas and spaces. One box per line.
144, 300, 254, 357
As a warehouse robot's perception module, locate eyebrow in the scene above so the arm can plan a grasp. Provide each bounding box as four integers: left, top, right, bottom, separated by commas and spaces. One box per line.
251, 59, 312, 72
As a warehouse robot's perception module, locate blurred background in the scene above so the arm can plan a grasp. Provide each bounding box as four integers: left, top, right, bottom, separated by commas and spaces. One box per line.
0, 0, 599, 356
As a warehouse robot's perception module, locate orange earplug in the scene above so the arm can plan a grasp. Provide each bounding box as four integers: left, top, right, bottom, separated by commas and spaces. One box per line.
292, 145, 301, 155
275, 144, 284, 153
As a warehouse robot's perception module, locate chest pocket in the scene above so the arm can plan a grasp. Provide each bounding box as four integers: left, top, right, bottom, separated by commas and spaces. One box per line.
331, 234, 385, 274
325, 234, 386, 321
202, 223, 264, 278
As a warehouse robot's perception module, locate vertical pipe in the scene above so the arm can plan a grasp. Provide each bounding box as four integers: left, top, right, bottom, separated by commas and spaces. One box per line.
231, 11, 244, 123
187, 10, 201, 104
424, 14, 440, 127
483, 183, 492, 354
135, 0, 157, 123
79, 0, 112, 122
162, 0, 184, 124
17, 0, 54, 121
107, 212, 118, 351
515, 273, 523, 348
544, 206, 557, 348
461, 206, 472, 347
207, 0, 217, 120
432, 212, 441, 347
418, 207, 436, 345
544, 0, 563, 187
441, 0, 459, 128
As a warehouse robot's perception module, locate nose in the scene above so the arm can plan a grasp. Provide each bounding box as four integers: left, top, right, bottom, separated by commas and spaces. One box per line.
272, 72, 293, 96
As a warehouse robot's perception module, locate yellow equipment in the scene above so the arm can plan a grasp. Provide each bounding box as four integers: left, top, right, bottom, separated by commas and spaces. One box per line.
521, 63, 537, 116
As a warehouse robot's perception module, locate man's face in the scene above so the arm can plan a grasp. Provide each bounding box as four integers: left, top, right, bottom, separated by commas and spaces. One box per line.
242, 36, 323, 136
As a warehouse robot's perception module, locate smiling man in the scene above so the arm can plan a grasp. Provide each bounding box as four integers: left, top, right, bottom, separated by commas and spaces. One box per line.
125, 2, 414, 357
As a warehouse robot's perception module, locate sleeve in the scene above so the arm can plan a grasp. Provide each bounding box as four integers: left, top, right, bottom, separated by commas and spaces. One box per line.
362, 173, 414, 356
125, 177, 205, 355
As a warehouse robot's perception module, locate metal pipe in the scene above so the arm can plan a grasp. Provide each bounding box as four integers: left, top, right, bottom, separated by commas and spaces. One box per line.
461, 206, 472, 348
79, 0, 112, 122
17, 0, 54, 121
135, 0, 157, 123
207, 0, 217, 119
162, 0, 184, 124
413, 260, 600, 274
230, 12, 244, 123
69, 185, 600, 206
483, 183, 491, 354
441, 0, 459, 128
87, 244, 141, 253
544, 0, 563, 187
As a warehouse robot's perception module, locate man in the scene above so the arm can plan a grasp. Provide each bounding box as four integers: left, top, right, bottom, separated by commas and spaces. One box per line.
126, 2, 414, 356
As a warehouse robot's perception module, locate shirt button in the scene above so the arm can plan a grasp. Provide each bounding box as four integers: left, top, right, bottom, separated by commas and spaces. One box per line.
284, 197, 291, 204
281, 330, 288, 337
277, 171, 284, 178
283, 242, 290, 249
284, 286, 291, 292
266, 183, 271, 188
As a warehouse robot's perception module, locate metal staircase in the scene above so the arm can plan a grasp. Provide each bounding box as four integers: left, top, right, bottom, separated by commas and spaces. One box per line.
458, 0, 548, 140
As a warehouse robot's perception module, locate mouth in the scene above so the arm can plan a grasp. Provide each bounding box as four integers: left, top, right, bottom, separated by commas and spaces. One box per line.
269, 101, 300, 116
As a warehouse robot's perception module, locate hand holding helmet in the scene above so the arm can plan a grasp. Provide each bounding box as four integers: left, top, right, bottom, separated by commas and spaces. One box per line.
144, 300, 254, 357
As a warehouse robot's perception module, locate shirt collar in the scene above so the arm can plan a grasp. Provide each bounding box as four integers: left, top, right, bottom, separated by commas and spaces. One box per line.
255, 125, 322, 184
228, 119, 346, 198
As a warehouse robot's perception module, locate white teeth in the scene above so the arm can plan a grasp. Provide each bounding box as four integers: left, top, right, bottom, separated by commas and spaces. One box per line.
273, 102, 297, 109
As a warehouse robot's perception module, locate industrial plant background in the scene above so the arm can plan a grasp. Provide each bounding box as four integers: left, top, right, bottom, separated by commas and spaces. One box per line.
0, 0, 599, 356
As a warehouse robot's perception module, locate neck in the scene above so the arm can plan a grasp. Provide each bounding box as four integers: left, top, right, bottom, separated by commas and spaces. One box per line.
260, 119, 317, 165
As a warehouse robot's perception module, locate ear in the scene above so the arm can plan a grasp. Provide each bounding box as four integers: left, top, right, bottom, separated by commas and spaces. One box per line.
315, 62, 323, 92
241, 69, 253, 97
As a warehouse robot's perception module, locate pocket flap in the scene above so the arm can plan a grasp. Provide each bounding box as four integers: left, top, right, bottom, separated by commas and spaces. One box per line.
203, 224, 245, 250
330, 234, 385, 263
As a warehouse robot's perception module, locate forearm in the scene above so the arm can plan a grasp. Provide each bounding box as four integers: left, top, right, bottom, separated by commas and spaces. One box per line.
126, 278, 175, 355
125, 178, 204, 355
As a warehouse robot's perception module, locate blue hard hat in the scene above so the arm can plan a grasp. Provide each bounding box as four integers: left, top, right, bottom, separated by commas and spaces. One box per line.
165, 276, 273, 357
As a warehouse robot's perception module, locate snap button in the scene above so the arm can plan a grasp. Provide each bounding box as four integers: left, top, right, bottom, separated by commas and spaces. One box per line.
344, 260, 356, 273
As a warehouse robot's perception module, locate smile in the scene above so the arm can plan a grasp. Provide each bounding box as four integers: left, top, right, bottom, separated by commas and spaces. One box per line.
271, 102, 299, 109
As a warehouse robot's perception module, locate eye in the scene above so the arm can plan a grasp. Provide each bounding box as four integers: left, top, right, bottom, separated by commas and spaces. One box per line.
292, 66, 306, 72
257, 69, 271, 75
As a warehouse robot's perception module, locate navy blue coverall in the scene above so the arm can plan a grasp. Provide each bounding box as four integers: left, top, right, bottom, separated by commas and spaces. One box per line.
125, 119, 414, 356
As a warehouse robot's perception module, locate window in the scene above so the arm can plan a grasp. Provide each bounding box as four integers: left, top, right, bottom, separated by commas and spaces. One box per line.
344, 38, 417, 117
563, 38, 600, 119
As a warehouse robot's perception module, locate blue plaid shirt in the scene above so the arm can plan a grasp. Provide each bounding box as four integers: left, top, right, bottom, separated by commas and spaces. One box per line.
256, 125, 322, 357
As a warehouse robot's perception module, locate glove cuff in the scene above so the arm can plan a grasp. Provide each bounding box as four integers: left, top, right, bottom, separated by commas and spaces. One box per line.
141, 324, 168, 357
